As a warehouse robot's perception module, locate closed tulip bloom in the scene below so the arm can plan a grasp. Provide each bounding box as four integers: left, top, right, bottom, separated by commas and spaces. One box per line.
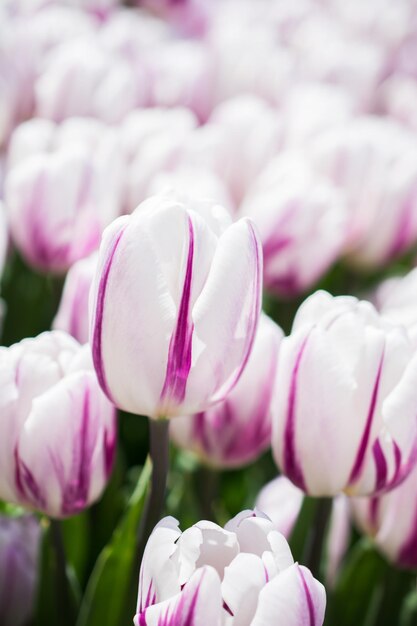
5, 136, 124, 273
272, 290, 417, 496
135, 511, 326, 626
311, 117, 417, 267
0, 516, 41, 626
375, 268, 417, 348
53, 253, 97, 344
171, 314, 283, 468
352, 462, 417, 568
90, 194, 262, 418
240, 154, 347, 296
0, 331, 116, 518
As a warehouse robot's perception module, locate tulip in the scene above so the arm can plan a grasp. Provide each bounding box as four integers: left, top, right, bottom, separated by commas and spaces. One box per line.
135, 511, 326, 625
90, 194, 262, 418
0, 331, 116, 518
272, 290, 417, 496
171, 314, 283, 468
352, 462, 417, 569
5, 131, 124, 273
240, 154, 348, 296
35, 38, 147, 124
255, 478, 351, 587
53, 253, 97, 344
375, 268, 417, 348
0, 516, 41, 626
311, 117, 417, 267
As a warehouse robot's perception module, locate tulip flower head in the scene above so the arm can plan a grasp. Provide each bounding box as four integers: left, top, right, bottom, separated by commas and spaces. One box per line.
171, 313, 283, 468
272, 290, 417, 497
0, 331, 116, 518
135, 510, 326, 625
90, 194, 263, 418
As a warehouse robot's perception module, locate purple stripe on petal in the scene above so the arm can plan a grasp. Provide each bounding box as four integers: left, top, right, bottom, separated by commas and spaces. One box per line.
372, 439, 387, 492
161, 216, 195, 405
91, 225, 127, 401
14, 446, 46, 510
369, 497, 380, 529
283, 335, 309, 491
348, 351, 385, 487
298, 566, 316, 626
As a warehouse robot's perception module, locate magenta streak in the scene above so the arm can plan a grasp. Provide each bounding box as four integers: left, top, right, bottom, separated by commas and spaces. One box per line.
160, 217, 195, 404
298, 567, 316, 626
92, 225, 127, 400
348, 351, 385, 486
372, 439, 387, 492
104, 424, 116, 479
369, 497, 380, 529
61, 389, 93, 515
283, 335, 310, 491
223, 602, 234, 616
14, 446, 46, 510
387, 190, 414, 260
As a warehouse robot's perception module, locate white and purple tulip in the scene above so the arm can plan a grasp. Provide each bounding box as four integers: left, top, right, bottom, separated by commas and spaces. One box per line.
5, 132, 124, 273
272, 290, 417, 497
0, 515, 41, 626
239, 154, 348, 297
53, 253, 97, 345
90, 194, 263, 418
375, 267, 417, 348
352, 461, 417, 569
134, 510, 326, 626
311, 117, 417, 268
171, 314, 283, 468
0, 331, 116, 518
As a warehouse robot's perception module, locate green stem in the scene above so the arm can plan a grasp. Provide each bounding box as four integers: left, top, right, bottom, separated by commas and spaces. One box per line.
303, 497, 332, 579
137, 418, 170, 555
50, 519, 74, 625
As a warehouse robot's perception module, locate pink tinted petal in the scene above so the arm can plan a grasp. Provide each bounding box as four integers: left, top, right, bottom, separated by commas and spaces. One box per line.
251, 564, 326, 626
256, 476, 304, 539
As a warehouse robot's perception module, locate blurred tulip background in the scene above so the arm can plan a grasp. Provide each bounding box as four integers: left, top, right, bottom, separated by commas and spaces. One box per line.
2, 1, 417, 625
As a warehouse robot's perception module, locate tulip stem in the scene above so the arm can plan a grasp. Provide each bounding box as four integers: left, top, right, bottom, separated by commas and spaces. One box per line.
50, 519, 73, 625
303, 497, 332, 579
138, 418, 170, 552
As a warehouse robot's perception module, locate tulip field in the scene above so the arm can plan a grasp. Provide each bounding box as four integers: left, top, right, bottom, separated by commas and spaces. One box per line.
3, 0, 417, 625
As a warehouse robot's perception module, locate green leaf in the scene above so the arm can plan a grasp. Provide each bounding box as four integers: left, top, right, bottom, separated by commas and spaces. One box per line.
325, 539, 388, 626
76, 459, 151, 626
400, 590, 417, 626
288, 495, 314, 563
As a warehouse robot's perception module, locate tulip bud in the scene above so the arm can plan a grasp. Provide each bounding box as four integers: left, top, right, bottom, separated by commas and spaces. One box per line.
375, 268, 417, 348
352, 462, 417, 569
272, 290, 417, 496
90, 194, 262, 418
0, 516, 41, 626
0, 331, 116, 518
171, 314, 283, 468
135, 511, 326, 626
311, 117, 417, 267
240, 154, 347, 296
53, 253, 97, 344
5, 128, 124, 273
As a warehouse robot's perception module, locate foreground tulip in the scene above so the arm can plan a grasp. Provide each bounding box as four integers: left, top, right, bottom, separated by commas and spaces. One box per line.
0, 516, 41, 626
240, 154, 347, 296
272, 290, 417, 496
135, 511, 326, 625
0, 331, 116, 518
171, 313, 283, 468
352, 462, 417, 568
53, 253, 97, 344
90, 194, 262, 418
